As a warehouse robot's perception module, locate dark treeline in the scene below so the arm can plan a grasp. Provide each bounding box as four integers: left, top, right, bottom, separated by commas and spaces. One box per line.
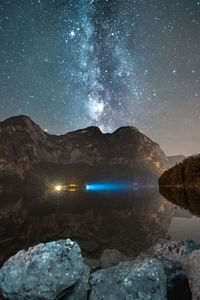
160, 187, 200, 217
159, 155, 200, 187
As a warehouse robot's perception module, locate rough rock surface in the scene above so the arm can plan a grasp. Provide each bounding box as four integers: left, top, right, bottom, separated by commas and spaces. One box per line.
184, 250, 200, 300
0, 239, 90, 300
149, 240, 200, 264
84, 249, 129, 270
0, 239, 195, 300
89, 258, 167, 300
99, 248, 128, 268
0, 115, 169, 184
161, 259, 191, 300
149, 240, 199, 300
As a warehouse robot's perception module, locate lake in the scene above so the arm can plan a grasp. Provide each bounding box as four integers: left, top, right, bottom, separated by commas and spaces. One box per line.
0, 185, 200, 268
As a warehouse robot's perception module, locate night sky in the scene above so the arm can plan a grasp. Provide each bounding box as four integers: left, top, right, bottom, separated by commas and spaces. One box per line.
0, 0, 200, 155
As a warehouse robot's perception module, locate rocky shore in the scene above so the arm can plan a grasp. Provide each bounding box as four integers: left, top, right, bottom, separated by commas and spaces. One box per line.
0, 239, 199, 299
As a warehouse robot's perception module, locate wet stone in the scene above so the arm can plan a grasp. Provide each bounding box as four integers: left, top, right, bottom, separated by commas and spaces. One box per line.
0, 239, 90, 300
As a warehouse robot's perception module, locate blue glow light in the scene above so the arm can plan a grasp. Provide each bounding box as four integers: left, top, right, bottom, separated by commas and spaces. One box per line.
85, 183, 137, 191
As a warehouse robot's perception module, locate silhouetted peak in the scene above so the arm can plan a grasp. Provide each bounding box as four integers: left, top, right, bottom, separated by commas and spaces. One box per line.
0, 115, 39, 128
0, 115, 46, 140
112, 126, 139, 135
66, 126, 102, 136
1, 115, 36, 128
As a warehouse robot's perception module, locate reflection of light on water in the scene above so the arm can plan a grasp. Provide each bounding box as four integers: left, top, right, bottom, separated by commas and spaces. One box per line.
55, 185, 61, 191
85, 183, 143, 191
52, 182, 150, 192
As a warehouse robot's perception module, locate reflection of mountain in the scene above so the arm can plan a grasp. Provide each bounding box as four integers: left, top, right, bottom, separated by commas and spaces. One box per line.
159, 155, 200, 187
160, 187, 200, 217
0, 115, 169, 186
0, 189, 174, 267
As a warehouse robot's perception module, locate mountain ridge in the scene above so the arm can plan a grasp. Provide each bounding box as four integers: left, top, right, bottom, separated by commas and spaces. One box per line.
0, 115, 169, 185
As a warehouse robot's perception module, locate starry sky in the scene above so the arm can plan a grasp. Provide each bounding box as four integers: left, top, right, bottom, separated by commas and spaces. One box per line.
0, 0, 200, 155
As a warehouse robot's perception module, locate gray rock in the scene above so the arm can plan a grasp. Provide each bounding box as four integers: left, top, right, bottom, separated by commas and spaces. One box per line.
184, 250, 200, 300
149, 240, 200, 264
148, 240, 197, 300
185, 240, 200, 256
161, 260, 191, 300
0, 239, 90, 300
89, 258, 167, 300
84, 257, 100, 271
0, 239, 194, 300
99, 248, 128, 268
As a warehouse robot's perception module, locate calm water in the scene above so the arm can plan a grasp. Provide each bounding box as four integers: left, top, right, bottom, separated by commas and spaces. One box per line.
0, 185, 200, 267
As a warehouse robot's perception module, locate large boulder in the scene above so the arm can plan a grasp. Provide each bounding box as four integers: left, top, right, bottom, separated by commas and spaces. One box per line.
89, 258, 168, 299
89, 255, 191, 300
161, 259, 191, 300
149, 240, 199, 300
99, 248, 128, 268
184, 250, 200, 300
85, 248, 129, 270
149, 240, 200, 265
0, 239, 90, 300
0, 239, 194, 300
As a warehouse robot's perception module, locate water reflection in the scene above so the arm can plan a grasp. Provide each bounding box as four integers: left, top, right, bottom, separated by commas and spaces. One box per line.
1, 186, 200, 269
0, 187, 174, 267
160, 187, 200, 217
160, 187, 200, 243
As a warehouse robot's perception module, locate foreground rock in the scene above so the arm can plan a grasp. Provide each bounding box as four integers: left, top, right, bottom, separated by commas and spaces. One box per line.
84, 248, 129, 271
0, 239, 90, 300
89, 257, 191, 300
149, 240, 200, 300
99, 248, 128, 268
0, 239, 197, 300
149, 240, 200, 263
185, 250, 200, 300
89, 258, 167, 299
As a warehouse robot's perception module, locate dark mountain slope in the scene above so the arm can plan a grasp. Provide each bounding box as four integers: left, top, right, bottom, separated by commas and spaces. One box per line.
159, 155, 200, 187
0, 115, 169, 185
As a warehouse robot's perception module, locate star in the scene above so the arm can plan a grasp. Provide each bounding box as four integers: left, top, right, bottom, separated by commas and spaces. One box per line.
70, 31, 75, 37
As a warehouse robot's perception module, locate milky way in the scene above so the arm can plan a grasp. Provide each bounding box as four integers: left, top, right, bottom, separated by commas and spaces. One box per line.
0, 0, 200, 155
